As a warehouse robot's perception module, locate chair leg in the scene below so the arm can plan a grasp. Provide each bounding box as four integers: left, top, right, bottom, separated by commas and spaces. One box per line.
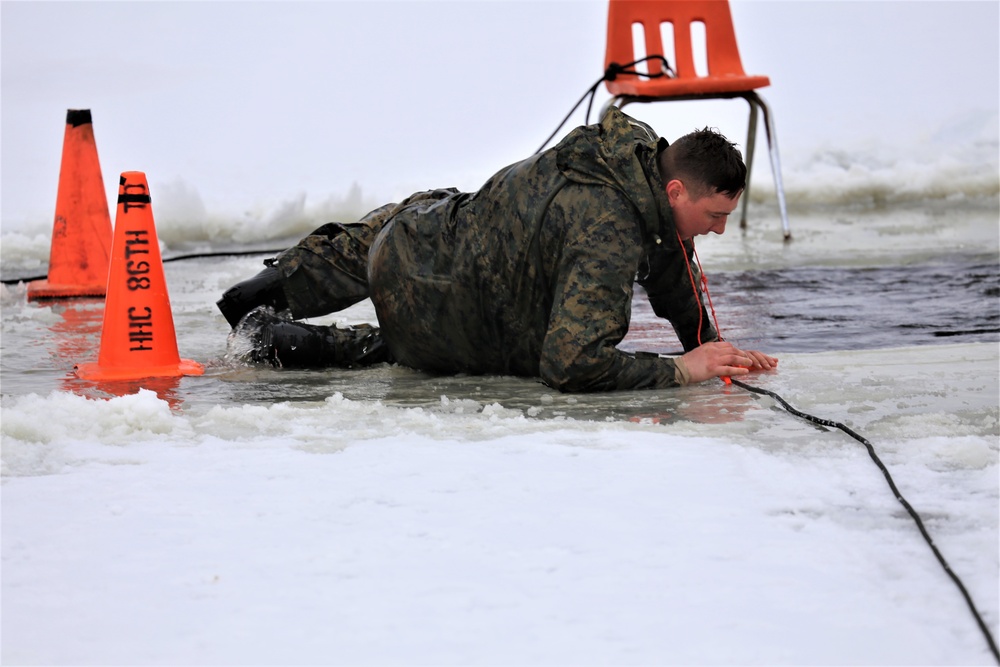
740, 98, 760, 230
747, 92, 792, 241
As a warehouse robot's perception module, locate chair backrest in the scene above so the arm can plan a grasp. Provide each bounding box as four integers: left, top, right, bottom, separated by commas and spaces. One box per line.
605, 0, 749, 81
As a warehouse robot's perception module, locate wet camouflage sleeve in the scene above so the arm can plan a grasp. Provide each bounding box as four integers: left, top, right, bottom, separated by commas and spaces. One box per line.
537, 184, 682, 392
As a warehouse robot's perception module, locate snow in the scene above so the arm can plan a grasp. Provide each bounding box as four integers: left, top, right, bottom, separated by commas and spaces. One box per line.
3, 342, 998, 664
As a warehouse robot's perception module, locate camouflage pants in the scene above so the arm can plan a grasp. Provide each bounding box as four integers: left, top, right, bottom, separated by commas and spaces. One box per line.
267, 189, 457, 367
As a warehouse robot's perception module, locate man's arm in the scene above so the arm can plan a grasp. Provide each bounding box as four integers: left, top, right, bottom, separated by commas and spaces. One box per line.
537, 187, 684, 392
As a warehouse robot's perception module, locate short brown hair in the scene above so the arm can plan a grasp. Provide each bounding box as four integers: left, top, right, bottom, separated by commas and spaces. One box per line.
658, 127, 746, 199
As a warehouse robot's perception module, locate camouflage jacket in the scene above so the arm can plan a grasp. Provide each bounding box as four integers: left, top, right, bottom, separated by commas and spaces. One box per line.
365, 107, 717, 392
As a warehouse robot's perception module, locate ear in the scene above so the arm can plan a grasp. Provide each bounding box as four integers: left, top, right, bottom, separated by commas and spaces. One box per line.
665, 179, 686, 204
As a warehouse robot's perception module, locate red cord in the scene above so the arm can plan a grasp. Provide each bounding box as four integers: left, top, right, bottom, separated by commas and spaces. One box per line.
693, 243, 724, 341
677, 232, 732, 384
676, 231, 724, 346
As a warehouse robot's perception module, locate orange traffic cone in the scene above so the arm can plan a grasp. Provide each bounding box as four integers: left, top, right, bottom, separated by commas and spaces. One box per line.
75, 172, 204, 380
28, 109, 114, 301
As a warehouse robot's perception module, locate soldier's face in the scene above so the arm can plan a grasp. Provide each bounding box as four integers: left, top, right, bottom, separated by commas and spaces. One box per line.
668, 182, 741, 240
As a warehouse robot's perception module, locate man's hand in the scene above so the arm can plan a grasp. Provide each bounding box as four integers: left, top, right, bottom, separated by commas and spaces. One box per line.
742, 348, 779, 371
678, 342, 778, 384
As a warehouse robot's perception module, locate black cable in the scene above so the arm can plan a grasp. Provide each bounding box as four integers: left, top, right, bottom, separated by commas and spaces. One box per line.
534, 56, 675, 155
730, 377, 1000, 664
1, 272, 47, 286
1, 248, 285, 286
161, 248, 285, 263
534, 78, 605, 155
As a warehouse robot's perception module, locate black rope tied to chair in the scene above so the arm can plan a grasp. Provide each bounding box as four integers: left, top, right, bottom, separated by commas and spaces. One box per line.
4, 57, 678, 287
534, 55, 676, 155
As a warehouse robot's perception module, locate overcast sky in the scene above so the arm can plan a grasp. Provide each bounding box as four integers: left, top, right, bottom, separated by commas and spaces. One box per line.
2, 1, 997, 231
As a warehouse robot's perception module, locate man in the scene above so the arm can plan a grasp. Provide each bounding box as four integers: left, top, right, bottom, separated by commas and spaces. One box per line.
218, 107, 777, 392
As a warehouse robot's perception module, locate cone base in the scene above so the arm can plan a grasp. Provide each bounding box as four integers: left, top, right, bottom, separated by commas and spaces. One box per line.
74, 358, 205, 381
27, 280, 106, 301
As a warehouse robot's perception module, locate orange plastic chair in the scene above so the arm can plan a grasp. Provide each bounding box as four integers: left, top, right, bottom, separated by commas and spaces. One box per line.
603, 0, 790, 240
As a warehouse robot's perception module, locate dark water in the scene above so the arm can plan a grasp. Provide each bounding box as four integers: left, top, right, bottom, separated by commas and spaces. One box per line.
624, 256, 1000, 354
2, 253, 998, 412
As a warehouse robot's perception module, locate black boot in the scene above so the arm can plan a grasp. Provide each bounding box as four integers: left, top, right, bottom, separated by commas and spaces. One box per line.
232, 307, 393, 369
217, 265, 290, 327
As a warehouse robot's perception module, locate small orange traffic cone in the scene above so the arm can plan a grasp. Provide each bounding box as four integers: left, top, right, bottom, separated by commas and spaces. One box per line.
28, 109, 114, 301
75, 172, 204, 381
